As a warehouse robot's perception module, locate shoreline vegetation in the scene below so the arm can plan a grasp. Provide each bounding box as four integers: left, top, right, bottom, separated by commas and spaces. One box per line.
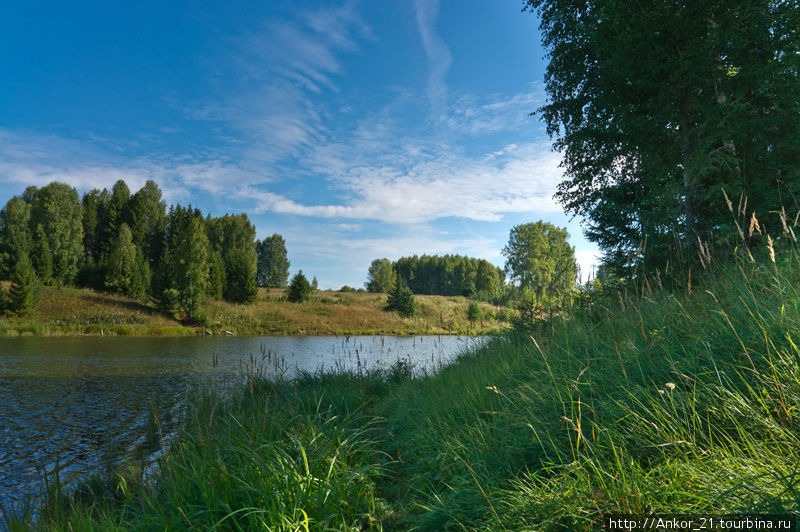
0, 284, 511, 337
8, 255, 800, 530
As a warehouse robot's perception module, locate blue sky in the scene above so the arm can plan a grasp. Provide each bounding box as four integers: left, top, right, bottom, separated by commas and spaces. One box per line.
0, 0, 598, 289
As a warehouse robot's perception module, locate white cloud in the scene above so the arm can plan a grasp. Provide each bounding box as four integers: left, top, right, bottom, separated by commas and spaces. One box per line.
413, 0, 452, 116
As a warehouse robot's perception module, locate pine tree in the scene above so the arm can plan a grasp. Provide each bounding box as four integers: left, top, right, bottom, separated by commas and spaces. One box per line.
287, 270, 312, 303
386, 276, 415, 317
7, 252, 42, 314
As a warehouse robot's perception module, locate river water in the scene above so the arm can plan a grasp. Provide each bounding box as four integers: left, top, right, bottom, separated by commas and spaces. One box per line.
0, 335, 483, 511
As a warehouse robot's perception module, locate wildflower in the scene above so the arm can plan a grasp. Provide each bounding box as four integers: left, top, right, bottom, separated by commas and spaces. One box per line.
658, 389, 665, 395
485, 386, 499, 394
665, 382, 676, 391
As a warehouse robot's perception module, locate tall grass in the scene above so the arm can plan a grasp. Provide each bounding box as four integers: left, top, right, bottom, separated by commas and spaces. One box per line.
8, 240, 800, 529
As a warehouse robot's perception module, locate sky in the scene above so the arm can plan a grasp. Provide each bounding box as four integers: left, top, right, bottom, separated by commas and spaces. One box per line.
0, 0, 599, 289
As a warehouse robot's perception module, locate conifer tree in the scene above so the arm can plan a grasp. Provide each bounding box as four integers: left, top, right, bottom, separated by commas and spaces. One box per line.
386, 276, 415, 317
287, 270, 311, 303
7, 252, 42, 314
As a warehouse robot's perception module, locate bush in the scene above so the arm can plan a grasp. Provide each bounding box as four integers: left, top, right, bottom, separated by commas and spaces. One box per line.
287, 271, 312, 303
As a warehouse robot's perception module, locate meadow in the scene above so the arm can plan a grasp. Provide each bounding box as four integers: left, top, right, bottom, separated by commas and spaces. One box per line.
0, 285, 509, 336
7, 248, 800, 530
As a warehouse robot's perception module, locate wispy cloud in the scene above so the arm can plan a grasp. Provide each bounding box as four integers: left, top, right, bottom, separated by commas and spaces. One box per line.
189, 1, 372, 170
412, 0, 452, 116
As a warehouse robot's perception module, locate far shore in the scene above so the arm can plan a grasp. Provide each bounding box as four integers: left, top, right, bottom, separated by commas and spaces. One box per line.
0, 285, 511, 337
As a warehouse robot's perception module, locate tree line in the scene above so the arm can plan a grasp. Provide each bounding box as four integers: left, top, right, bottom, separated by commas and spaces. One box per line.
0, 180, 290, 316
366, 254, 505, 299
366, 222, 579, 320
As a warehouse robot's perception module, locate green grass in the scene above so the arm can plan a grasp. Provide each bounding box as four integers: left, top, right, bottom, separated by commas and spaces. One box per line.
8, 253, 800, 530
0, 285, 510, 336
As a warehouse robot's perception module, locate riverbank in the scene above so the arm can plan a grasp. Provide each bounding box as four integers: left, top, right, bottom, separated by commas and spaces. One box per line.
9, 258, 800, 530
0, 285, 510, 336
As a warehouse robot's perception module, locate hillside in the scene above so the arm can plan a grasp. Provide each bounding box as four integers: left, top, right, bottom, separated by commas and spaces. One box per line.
0, 285, 510, 336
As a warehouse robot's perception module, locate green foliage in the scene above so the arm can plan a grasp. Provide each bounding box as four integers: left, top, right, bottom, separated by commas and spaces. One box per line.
311, 276, 318, 290
466, 300, 482, 324
287, 270, 312, 303
31, 224, 53, 285
157, 288, 181, 318
526, 0, 800, 275
0, 196, 31, 279
126, 180, 166, 263
393, 254, 505, 298
207, 250, 225, 300
256, 234, 290, 288
385, 276, 415, 317
223, 247, 258, 303
502, 221, 577, 316
80, 188, 107, 262
129, 248, 151, 300
29, 182, 84, 284
104, 223, 138, 296
6, 252, 42, 314
365, 258, 395, 293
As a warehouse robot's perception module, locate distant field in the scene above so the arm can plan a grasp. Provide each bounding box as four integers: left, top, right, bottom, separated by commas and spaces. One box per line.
0, 285, 512, 336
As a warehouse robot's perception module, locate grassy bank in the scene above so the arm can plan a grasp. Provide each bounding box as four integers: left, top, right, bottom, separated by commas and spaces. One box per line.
0, 285, 509, 336
8, 255, 800, 530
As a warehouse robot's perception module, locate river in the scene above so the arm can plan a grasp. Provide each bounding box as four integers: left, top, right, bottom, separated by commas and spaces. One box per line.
0, 334, 484, 511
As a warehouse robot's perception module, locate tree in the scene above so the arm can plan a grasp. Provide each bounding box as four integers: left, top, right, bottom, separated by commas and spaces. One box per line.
224, 247, 258, 303
6, 252, 42, 314
31, 224, 53, 285
467, 301, 482, 324
98, 180, 131, 257
365, 258, 396, 293
502, 221, 577, 314
525, 0, 800, 275
287, 270, 312, 303
207, 214, 258, 304
207, 250, 225, 300
256, 234, 290, 288
311, 276, 318, 290
157, 207, 210, 319
0, 196, 31, 279
386, 276, 415, 317
29, 182, 84, 284
105, 223, 138, 295
127, 180, 166, 264
81, 188, 108, 262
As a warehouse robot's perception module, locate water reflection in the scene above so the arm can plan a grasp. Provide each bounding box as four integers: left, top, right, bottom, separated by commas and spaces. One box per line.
0, 335, 483, 509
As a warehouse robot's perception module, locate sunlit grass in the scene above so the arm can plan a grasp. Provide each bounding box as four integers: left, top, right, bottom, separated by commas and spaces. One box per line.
0, 285, 510, 336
